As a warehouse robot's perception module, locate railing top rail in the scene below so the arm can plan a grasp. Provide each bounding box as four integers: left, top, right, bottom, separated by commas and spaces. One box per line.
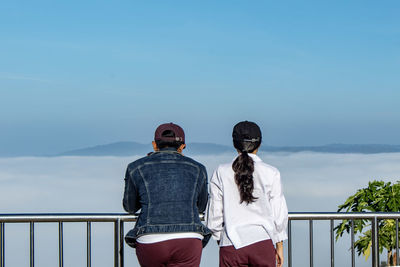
289, 212, 400, 220
0, 213, 138, 222
1, 212, 400, 223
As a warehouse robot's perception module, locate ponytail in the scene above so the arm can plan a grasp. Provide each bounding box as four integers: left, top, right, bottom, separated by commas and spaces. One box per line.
232, 140, 260, 204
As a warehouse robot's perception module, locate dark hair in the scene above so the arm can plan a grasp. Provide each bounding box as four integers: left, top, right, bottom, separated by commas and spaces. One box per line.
155, 130, 184, 149
232, 138, 261, 204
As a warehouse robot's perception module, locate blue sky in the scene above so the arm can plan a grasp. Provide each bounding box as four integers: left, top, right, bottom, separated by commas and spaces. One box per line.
1, 1, 399, 154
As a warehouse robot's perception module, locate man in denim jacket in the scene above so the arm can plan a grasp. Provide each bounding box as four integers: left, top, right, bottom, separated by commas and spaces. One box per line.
123, 123, 211, 267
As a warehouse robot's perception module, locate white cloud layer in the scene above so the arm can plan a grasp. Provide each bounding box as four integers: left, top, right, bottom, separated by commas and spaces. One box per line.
1, 152, 400, 266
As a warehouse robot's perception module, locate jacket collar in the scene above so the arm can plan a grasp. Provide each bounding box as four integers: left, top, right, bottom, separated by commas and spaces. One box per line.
159, 147, 178, 152
156, 147, 181, 155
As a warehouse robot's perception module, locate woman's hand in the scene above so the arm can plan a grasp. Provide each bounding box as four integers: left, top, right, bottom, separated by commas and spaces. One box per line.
275, 241, 284, 267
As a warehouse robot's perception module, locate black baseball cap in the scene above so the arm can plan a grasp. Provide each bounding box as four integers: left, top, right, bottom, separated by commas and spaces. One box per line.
232, 121, 262, 143
154, 123, 185, 143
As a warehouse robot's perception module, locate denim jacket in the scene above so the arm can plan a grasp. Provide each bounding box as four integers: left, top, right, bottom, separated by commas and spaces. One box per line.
123, 148, 211, 247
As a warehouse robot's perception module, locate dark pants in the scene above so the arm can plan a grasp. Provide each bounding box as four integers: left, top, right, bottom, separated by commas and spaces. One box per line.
136, 238, 203, 267
219, 239, 276, 267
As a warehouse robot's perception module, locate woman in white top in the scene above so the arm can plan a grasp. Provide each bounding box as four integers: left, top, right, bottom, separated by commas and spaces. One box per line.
206, 121, 288, 267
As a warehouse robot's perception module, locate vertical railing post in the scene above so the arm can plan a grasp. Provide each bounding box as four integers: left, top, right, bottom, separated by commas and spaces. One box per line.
114, 219, 122, 267
371, 217, 379, 267
351, 220, 355, 267
87, 222, 91, 267
309, 220, 313, 267
120, 220, 124, 267
0, 222, 4, 267
59, 222, 64, 267
330, 219, 334, 267
30, 222, 34, 267
288, 220, 292, 267
396, 219, 399, 266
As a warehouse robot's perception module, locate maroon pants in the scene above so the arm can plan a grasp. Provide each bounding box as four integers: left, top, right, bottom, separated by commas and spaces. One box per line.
219, 239, 276, 267
136, 238, 203, 267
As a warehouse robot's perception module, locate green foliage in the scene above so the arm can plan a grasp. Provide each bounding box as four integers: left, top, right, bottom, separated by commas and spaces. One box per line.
335, 180, 400, 263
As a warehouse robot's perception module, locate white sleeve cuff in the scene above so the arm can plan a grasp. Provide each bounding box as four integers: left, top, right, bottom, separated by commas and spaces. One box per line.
273, 232, 288, 244
212, 231, 221, 241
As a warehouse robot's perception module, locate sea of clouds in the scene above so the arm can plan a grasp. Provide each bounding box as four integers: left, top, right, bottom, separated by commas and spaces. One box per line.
1, 152, 400, 266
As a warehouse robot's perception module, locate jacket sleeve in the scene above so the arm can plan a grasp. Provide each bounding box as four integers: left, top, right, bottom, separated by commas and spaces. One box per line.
270, 169, 288, 243
123, 167, 141, 213
197, 165, 209, 213
205, 169, 224, 241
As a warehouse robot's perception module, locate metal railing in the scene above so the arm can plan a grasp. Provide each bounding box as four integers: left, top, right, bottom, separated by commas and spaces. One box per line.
0, 213, 137, 267
1, 212, 399, 267
288, 212, 400, 267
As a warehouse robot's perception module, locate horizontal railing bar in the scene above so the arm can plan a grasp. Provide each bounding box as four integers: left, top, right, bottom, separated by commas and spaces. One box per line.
1, 212, 400, 223
288, 212, 400, 220
0, 214, 138, 223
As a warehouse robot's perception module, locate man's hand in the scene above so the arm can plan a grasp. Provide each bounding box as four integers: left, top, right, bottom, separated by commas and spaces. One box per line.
275, 241, 284, 267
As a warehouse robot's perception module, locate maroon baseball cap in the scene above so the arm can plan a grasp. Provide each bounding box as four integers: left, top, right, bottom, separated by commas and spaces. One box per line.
154, 123, 185, 143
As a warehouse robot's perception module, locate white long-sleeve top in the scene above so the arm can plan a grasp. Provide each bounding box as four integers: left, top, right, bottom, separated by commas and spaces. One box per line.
206, 153, 288, 249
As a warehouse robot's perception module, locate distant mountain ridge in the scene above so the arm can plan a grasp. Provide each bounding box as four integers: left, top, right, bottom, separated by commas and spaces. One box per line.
263, 144, 400, 154
59, 142, 150, 156
58, 142, 233, 156
58, 142, 400, 156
